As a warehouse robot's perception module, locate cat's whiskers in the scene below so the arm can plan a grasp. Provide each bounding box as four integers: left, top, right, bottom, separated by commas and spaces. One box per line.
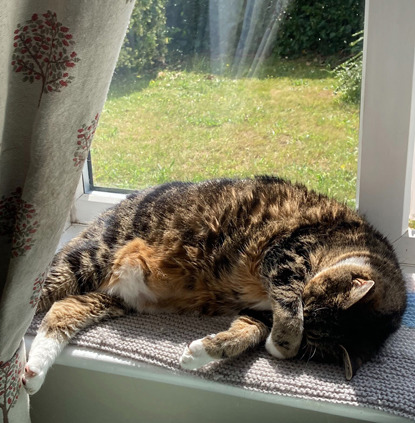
307, 346, 318, 362
299, 344, 311, 361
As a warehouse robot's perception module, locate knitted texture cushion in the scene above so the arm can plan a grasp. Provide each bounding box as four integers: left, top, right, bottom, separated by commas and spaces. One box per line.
27, 275, 415, 421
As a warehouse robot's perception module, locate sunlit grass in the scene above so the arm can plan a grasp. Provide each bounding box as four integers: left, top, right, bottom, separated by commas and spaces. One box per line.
91, 59, 360, 207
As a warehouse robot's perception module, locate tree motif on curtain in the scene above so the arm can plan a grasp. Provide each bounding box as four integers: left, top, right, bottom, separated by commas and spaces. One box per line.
0, 188, 39, 258
73, 113, 100, 168
29, 270, 49, 309
0, 350, 23, 423
11, 11, 80, 107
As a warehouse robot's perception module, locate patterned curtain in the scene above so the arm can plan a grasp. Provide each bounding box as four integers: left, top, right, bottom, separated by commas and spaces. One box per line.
0, 1, 135, 422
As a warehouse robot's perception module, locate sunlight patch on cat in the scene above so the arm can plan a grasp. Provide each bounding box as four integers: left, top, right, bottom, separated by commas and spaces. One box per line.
312, 255, 370, 280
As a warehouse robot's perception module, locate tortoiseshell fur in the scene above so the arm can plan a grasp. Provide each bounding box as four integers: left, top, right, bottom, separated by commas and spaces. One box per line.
24, 176, 407, 393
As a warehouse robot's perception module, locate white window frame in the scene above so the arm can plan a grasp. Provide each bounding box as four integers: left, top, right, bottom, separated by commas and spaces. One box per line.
71, 0, 415, 271
71, 164, 126, 224
357, 0, 415, 272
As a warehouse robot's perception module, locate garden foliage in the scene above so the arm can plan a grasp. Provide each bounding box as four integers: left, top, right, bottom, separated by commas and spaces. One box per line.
334, 31, 364, 103
116, 0, 168, 73
165, 0, 210, 58
116, 0, 365, 74
275, 0, 365, 57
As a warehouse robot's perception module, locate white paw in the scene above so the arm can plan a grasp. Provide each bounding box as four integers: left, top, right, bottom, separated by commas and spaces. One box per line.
22, 364, 46, 395
24, 330, 65, 394
265, 334, 289, 359
179, 338, 217, 370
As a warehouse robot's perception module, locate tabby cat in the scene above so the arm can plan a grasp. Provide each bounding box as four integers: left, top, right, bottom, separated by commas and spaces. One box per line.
24, 176, 407, 394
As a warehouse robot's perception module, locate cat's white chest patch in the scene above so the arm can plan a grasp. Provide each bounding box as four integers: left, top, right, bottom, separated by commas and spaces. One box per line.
104, 264, 157, 311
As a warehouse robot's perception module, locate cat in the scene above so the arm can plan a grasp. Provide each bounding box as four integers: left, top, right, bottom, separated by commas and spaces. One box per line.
23, 176, 407, 394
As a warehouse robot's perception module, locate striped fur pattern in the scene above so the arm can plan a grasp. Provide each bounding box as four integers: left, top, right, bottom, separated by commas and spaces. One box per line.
24, 176, 407, 393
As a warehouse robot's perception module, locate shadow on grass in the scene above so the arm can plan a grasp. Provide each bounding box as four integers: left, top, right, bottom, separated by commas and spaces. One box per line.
107, 56, 334, 100
177, 55, 334, 80
251, 57, 334, 80
107, 72, 155, 100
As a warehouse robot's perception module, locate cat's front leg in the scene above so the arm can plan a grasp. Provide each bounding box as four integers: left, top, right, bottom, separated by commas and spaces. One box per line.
266, 294, 303, 359
180, 313, 269, 369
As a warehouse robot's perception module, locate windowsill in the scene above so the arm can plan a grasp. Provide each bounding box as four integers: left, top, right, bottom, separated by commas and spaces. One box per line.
72, 190, 126, 224
24, 333, 410, 423
393, 229, 415, 273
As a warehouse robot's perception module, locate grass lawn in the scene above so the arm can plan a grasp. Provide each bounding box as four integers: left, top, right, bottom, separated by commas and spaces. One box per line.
91, 59, 360, 207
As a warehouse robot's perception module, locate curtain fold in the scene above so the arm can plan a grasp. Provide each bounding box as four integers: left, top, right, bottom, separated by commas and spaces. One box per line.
0, 1, 135, 421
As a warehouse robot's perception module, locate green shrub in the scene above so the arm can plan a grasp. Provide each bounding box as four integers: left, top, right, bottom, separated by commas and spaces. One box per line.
334, 31, 363, 103
116, 0, 168, 74
275, 0, 364, 57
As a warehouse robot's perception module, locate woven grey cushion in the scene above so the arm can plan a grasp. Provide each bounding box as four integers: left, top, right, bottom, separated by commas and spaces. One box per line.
27, 307, 415, 421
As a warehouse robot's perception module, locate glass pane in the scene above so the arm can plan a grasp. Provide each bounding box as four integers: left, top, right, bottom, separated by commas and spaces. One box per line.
90, 0, 364, 207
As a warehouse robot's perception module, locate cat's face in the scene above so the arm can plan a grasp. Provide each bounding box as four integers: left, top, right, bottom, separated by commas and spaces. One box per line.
302, 265, 378, 379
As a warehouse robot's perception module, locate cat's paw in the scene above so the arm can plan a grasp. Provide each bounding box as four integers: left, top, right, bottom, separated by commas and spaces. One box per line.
179, 338, 217, 370
24, 330, 64, 395
265, 334, 293, 359
22, 364, 46, 395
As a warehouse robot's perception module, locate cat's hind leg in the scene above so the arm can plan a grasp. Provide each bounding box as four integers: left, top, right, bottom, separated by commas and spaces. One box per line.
24, 292, 126, 394
180, 312, 270, 370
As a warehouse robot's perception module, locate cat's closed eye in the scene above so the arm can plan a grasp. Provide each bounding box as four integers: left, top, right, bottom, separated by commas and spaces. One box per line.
305, 329, 321, 341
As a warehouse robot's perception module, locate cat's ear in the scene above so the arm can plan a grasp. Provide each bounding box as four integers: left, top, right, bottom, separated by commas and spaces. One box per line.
339, 345, 362, 381
343, 278, 375, 309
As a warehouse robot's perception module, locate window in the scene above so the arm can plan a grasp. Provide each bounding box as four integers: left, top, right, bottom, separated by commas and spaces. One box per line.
78, 1, 362, 205
72, 0, 415, 270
